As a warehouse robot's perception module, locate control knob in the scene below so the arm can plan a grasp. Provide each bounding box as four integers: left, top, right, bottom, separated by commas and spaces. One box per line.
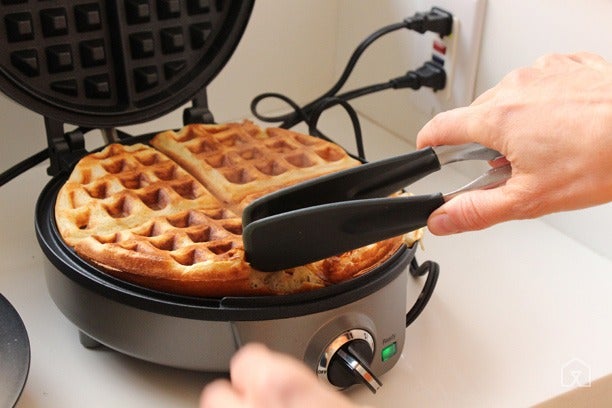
317, 329, 382, 393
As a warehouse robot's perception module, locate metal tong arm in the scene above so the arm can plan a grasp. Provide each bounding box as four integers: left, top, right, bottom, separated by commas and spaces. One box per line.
444, 163, 511, 200
243, 143, 502, 226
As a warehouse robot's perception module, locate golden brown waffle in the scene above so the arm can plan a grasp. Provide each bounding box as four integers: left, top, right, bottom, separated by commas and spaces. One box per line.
151, 121, 361, 211
55, 143, 255, 295
55, 121, 408, 297
55, 143, 224, 243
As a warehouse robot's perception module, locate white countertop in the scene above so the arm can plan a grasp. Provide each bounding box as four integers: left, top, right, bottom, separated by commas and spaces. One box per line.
2, 117, 611, 408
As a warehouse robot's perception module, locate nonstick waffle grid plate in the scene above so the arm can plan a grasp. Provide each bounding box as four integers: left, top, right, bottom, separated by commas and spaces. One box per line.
0, 0, 253, 127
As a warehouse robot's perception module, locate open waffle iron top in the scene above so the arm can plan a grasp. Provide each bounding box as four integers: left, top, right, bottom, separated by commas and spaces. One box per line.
0, 0, 253, 127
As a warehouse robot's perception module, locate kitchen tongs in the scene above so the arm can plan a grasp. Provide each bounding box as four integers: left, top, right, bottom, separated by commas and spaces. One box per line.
243, 143, 511, 271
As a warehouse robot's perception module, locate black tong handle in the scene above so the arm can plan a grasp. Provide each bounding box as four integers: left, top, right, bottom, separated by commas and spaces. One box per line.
243, 147, 441, 225
242, 143, 505, 271
243, 193, 445, 271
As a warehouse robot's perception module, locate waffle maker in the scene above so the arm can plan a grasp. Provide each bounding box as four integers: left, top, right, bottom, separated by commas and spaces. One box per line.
1, 0, 438, 393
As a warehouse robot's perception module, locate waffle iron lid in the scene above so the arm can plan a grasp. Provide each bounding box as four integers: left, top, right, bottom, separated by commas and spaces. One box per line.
0, 0, 254, 127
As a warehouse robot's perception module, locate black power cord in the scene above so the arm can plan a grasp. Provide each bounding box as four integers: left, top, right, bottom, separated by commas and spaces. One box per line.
251, 61, 446, 160
251, 8, 453, 138
406, 259, 440, 327
251, 62, 445, 161
0, 148, 49, 187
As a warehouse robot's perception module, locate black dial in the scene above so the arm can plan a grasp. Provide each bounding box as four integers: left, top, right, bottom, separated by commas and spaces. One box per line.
317, 329, 382, 393
327, 339, 382, 392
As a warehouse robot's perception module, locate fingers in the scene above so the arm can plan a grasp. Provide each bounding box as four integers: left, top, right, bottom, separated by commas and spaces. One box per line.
200, 380, 242, 408
200, 344, 308, 408
416, 103, 504, 153
227, 343, 295, 407
200, 344, 360, 408
426, 187, 515, 235
415, 107, 474, 149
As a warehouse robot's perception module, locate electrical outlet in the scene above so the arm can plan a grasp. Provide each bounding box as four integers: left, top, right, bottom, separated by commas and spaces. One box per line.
408, 0, 486, 116
332, 0, 488, 147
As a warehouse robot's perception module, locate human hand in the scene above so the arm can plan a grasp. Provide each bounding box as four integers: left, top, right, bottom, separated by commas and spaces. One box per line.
416, 52, 612, 235
200, 343, 361, 408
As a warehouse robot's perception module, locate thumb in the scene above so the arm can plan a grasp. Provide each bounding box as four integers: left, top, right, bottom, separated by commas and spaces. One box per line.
426, 188, 513, 235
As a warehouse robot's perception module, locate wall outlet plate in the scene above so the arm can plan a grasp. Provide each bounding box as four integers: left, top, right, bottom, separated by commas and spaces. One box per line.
409, 0, 487, 117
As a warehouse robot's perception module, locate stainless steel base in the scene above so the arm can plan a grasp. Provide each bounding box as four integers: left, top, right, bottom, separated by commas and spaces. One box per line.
44, 256, 409, 377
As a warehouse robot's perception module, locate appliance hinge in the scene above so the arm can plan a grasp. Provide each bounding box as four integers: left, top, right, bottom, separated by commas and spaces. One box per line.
183, 87, 215, 125
44, 116, 86, 176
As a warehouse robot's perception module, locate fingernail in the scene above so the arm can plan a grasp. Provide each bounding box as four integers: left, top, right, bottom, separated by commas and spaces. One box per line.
428, 212, 460, 235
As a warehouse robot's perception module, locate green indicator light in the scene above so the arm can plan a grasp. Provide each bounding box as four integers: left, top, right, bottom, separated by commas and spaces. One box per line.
381, 342, 397, 362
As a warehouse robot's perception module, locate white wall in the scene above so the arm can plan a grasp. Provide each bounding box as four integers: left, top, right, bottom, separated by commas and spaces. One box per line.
475, 0, 612, 96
